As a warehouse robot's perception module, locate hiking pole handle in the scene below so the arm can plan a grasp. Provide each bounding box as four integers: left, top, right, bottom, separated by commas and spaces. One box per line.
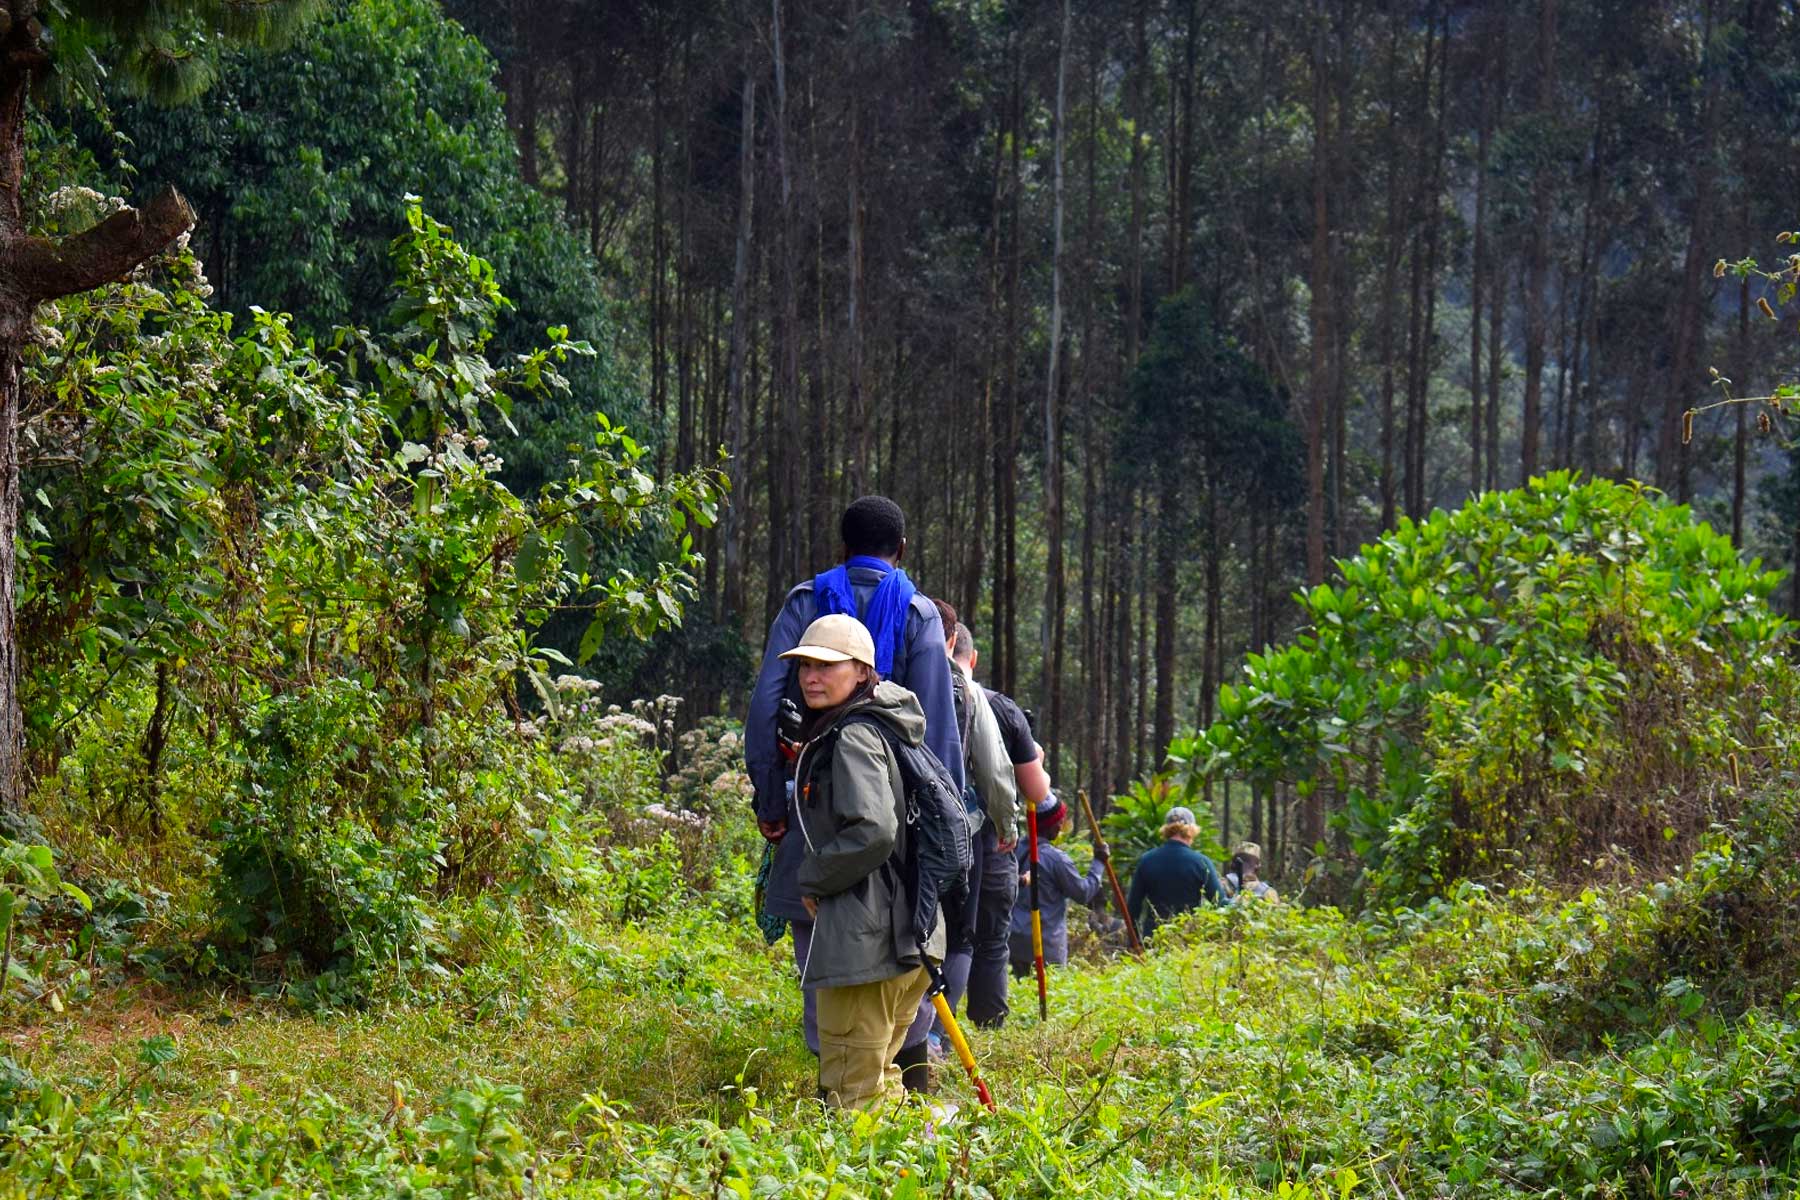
1078, 789, 1144, 957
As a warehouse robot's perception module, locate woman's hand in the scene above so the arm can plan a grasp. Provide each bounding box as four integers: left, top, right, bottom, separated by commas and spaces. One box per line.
802, 895, 819, 918
758, 818, 788, 842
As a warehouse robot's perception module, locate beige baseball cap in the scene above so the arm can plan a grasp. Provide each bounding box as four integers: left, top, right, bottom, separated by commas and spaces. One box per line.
779, 614, 877, 668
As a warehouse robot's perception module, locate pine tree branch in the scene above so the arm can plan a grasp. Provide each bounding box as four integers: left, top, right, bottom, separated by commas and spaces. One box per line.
9, 185, 194, 302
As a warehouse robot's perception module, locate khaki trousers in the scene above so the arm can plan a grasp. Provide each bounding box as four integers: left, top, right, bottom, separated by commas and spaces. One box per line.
815, 966, 930, 1110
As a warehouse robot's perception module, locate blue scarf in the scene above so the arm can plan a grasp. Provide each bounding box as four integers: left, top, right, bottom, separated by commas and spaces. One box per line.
812, 555, 915, 677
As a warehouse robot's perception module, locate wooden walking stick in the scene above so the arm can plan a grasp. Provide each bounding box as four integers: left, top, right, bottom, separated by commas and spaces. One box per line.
1026, 803, 1048, 1020
1078, 789, 1143, 956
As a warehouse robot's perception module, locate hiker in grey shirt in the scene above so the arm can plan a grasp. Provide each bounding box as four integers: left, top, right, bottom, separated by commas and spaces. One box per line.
1010, 794, 1107, 971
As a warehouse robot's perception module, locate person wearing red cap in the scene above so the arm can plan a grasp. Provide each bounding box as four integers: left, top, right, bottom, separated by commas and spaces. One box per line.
1008, 794, 1107, 972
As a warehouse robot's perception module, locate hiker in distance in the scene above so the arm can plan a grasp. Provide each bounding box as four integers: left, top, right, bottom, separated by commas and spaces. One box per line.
1223, 841, 1279, 903
1009, 793, 1107, 974
1126, 805, 1226, 941
746, 496, 963, 1056
781, 615, 945, 1108
900, 604, 1017, 1077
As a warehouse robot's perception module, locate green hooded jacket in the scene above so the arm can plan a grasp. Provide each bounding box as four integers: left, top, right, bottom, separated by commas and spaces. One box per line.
793, 680, 948, 990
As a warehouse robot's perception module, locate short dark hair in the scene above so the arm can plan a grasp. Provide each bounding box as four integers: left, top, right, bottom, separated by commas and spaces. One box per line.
932, 598, 958, 638
951, 622, 976, 665
841, 496, 906, 558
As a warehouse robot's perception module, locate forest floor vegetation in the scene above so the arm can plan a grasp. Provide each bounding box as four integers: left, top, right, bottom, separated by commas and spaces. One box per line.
0, 822, 1795, 1198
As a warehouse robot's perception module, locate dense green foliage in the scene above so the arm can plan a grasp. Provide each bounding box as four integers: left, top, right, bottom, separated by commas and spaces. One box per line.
1184, 474, 1794, 904
15, 194, 716, 1001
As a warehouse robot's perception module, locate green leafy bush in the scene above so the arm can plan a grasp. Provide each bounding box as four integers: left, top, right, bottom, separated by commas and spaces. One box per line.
1183, 473, 1795, 904
18, 199, 720, 1001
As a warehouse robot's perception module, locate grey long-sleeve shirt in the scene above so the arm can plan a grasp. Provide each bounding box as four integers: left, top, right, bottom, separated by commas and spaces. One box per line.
1011, 840, 1106, 965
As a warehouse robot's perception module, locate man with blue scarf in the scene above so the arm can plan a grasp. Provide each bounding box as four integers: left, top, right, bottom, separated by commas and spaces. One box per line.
747, 496, 963, 1068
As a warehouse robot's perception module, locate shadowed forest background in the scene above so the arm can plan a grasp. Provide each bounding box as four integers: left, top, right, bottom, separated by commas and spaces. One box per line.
90, 0, 1800, 864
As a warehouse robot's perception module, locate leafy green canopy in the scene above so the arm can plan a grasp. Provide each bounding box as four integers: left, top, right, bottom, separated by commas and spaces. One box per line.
1182, 473, 1794, 904
77, 0, 623, 494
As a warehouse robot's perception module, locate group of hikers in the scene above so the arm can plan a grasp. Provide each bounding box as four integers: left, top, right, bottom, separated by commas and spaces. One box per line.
747, 496, 1277, 1111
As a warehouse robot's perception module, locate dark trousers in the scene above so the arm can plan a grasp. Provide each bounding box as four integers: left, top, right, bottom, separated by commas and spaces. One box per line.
961, 824, 1018, 1028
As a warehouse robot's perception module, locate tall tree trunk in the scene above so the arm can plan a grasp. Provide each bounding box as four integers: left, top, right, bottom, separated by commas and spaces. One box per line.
676, 33, 696, 476
1111, 489, 1135, 796
1660, 0, 1719, 502
1042, 0, 1071, 773
722, 54, 757, 626
998, 36, 1024, 695
1125, 0, 1148, 371
967, 116, 1006, 623
1469, 9, 1492, 496
1305, 25, 1331, 587
651, 48, 669, 477
1328, 1, 1353, 555
1078, 25, 1102, 802
1520, 0, 1556, 484
1378, 19, 1402, 528
770, 0, 802, 608
1485, 12, 1510, 492
1733, 245, 1750, 544
1487, 261, 1506, 489
844, 0, 868, 493
1412, 3, 1449, 515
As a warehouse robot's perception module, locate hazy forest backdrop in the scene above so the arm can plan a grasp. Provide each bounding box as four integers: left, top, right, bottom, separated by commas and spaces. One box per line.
231, 0, 1800, 859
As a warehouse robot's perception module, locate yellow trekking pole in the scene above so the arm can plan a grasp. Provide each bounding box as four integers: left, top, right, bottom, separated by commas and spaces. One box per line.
1026, 804, 1048, 1020
926, 962, 995, 1111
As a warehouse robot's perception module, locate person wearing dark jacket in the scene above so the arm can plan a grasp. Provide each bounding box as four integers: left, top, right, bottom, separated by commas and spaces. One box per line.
1125, 806, 1225, 940
746, 497, 962, 1055
784, 614, 946, 1109
1010, 794, 1106, 971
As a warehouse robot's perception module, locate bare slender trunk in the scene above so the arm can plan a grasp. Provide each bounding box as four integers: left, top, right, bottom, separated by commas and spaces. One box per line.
1306, 25, 1330, 587
1042, 0, 1071, 770
1659, 0, 1718, 502
722, 56, 757, 624
844, 0, 867, 493
1521, 0, 1557, 484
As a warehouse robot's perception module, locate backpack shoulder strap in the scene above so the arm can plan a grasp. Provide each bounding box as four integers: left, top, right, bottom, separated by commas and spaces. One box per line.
953, 670, 976, 768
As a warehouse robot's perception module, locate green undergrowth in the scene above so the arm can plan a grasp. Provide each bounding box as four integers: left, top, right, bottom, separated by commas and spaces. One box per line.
1, 850, 1796, 1199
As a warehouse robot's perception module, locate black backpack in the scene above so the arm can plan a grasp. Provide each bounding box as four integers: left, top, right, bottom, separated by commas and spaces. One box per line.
808, 714, 974, 946
948, 669, 985, 817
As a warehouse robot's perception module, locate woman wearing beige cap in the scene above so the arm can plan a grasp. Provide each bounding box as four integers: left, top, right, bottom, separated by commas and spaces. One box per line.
783, 613, 946, 1109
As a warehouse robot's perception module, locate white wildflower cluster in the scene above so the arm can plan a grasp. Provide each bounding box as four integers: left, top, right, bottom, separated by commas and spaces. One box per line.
553, 674, 604, 695
430, 430, 504, 475
595, 711, 658, 744
664, 716, 752, 814
642, 803, 707, 830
